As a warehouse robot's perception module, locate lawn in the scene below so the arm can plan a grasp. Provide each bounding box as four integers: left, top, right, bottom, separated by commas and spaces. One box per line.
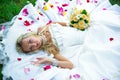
0, 0, 120, 80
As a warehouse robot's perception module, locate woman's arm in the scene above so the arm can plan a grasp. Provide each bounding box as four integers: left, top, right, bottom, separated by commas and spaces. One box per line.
52, 22, 67, 26
54, 53, 74, 69
31, 53, 74, 69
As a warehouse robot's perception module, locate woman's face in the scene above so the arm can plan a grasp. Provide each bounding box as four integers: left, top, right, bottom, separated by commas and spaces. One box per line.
21, 35, 42, 52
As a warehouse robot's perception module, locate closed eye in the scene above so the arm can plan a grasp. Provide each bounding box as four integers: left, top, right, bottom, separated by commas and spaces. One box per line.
28, 39, 33, 51
29, 39, 32, 43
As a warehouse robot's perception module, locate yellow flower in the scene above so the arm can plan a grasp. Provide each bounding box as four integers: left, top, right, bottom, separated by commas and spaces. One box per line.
73, 16, 78, 22
82, 14, 87, 19
78, 21, 85, 29
73, 24, 79, 28
43, 5, 48, 10
70, 15, 73, 20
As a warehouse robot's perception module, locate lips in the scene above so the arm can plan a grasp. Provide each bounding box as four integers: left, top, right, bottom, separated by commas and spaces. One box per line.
36, 42, 40, 48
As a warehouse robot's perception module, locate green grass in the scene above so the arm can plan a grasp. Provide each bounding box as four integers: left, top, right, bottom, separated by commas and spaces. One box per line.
0, 0, 120, 80
0, 65, 3, 80
0, 0, 36, 24
109, 0, 120, 5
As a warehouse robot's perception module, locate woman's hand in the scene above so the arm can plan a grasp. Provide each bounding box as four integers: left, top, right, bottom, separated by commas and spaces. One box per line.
31, 57, 53, 65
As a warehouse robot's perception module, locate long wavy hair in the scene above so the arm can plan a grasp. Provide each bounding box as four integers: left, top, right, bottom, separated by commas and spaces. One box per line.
16, 32, 59, 55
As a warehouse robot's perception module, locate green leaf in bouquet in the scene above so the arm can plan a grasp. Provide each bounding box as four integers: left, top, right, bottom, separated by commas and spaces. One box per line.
84, 19, 88, 23
71, 20, 75, 24
81, 9, 87, 15
79, 17, 83, 20
81, 29, 85, 31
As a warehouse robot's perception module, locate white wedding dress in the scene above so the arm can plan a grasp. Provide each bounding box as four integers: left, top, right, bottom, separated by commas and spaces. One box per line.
1, 0, 120, 80
48, 2, 120, 80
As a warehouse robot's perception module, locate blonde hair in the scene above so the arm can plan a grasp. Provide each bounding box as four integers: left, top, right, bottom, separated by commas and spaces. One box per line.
16, 32, 59, 55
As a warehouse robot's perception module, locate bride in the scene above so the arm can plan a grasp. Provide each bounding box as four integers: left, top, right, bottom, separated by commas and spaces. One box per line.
2, 0, 120, 80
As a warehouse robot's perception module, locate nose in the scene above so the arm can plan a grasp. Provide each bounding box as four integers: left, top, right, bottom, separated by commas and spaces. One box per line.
31, 43, 38, 47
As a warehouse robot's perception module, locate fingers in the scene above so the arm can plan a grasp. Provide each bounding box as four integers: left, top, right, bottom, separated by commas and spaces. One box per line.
36, 57, 44, 60
31, 57, 44, 65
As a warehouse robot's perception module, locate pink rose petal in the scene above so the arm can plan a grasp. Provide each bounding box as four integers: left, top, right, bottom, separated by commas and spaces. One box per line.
39, 13, 44, 16
103, 8, 107, 10
109, 37, 114, 41
22, 8, 29, 16
17, 58, 22, 61
31, 21, 34, 24
69, 75, 72, 79
24, 20, 31, 26
47, 20, 52, 25
37, 17, 40, 20
43, 65, 51, 71
30, 78, 34, 80
73, 74, 80, 78
18, 17, 22, 20
76, 0, 82, 5
43, 2, 46, 5
55, 2, 59, 4
87, 0, 90, 3
24, 67, 30, 74
62, 3, 69, 7
65, 9, 67, 11
94, 0, 98, 3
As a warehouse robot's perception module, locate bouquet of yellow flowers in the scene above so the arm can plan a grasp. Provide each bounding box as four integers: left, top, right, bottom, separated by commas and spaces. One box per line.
70, 8, 90, 31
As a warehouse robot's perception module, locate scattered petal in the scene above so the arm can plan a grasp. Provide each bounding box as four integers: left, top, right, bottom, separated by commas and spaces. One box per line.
24, 20, 31, 26
43, 2, 46, 5
109, 37, 114, 41
62, 3, 69, 7
37, 17, 40, 20
94, 0, 98, 3
17, 57, 22, 61
102, 8, 107, 10
55, 2, 59, 4
22, 8, 29, 16
87, 0, 90, 3
30, 78, 34, 80
31, 21, 34, 24
24, 67, 30, 74
43, 65, 51, 71
18, 17, 22, 20
57, 6, 64, 16
76, 0, 82, 5
46, 20, 52, 25
73, 74, 80, 78
65, 9, 67, 11
102, 78, 109, 80
69, 75, 72, 79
